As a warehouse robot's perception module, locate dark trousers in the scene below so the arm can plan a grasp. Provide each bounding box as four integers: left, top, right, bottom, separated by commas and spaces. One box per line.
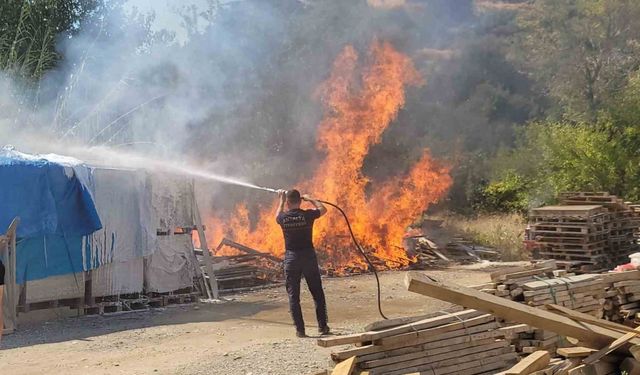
284, 250, 327, 333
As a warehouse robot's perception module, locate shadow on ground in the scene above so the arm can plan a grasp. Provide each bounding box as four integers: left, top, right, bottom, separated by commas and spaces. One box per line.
1, 299, 279, 350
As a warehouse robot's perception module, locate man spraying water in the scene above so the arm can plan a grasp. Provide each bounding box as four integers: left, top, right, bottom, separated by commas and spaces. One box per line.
275, 189, 330, 337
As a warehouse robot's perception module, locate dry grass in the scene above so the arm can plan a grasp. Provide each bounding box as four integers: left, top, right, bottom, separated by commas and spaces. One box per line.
440, 213, 526, 261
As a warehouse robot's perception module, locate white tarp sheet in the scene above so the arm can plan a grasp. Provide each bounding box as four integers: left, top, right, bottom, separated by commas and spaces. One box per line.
87, 168, 156, 267
144, 234, 196, 293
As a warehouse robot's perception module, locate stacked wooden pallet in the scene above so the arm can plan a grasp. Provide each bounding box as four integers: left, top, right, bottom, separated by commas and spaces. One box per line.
318, 310, 523, 375
529, 205, 611, 273
560, 192, 640, 267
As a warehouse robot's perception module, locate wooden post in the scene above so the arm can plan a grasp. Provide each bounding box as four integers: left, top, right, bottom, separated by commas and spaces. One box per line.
2, 218, 19, 333
191, 182, 219, 300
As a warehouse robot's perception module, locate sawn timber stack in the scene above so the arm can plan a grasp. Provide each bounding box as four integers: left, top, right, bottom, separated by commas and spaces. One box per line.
318, 309, 523, 374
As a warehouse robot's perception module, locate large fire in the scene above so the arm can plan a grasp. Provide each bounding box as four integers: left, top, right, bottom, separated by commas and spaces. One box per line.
205, 40, 452, 273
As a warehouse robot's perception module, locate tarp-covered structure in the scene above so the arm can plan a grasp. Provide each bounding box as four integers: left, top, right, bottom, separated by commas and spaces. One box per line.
0, 148, 198, 306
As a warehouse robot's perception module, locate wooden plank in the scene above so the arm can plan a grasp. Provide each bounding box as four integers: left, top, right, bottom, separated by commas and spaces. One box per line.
490, 260, 557, 281
582, 326, 640, 365
364, 307, 464, 331
359, 338, 501, 369
332, 326, 506, 362
331, 356, 356, 375
1, 218, 18, 333
504, 351, 550, 375
545, 304, 635, 334
318, 310, 482, 347
404, 272, 640, 352
380, 351, 517, 375
191, 184, 219, 299
373, 314, 495, 346
362, 340, 509, 372
600, 271, 640, 284
557, 347, 598, 358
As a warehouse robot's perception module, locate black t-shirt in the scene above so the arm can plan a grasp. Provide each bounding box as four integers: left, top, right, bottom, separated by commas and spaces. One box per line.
276, 208, 321, 252
0, 258, 4, 286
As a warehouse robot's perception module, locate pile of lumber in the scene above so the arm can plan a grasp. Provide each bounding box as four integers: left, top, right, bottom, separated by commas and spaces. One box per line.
410, 237, 451, 268
478, 262, 603, 356
529, 205, 611, 273
520, 274, 605, 316
446, 237, 501, 262
404, 271, 640, 375
317, 310, 523, 375
560, 192, 640, 267
477, 260, 558, 301
602, 273, 640, 324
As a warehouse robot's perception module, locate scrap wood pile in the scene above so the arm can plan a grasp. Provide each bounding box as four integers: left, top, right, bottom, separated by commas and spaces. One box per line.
529, 192, 640, 274
199, 238, 283, 293
406, 233, 500, 269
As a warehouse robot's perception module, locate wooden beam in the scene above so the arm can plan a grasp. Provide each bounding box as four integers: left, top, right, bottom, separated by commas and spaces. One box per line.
220, 238, 282, 264
1, 218, 19, 333
504, 351, 550, 375
557, 347, 598, 358
582, 326, 640, 365
404, 272, 640, 352
545, 304, 635, 334
331, 356, 356, 375
318, 310, 482, 347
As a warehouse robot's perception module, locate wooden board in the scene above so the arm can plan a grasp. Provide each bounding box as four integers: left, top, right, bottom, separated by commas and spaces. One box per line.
404, 272, 640, 352
373, 314, 495, 346
332, 325, 520, 362
318, 310, 482, 347
331, 356, 356, 375
582, 326, 640, 364
504, 350, 549, 375
545, 304, 634, 334
556, 347, 597, 358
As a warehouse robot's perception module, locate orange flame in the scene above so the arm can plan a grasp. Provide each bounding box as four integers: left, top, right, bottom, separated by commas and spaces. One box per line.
205, 40, 452, 272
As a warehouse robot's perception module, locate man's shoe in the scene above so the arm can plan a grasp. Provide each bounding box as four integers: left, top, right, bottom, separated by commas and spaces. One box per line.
296, 331, 307, 338
319, 326, 331, 335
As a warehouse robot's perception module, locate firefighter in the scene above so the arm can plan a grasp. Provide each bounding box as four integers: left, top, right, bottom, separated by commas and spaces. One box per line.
275, 189, 330, 337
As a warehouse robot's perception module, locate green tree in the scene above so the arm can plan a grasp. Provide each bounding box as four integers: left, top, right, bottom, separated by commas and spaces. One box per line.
513, 0, 640, 121
0, 0, 103, 81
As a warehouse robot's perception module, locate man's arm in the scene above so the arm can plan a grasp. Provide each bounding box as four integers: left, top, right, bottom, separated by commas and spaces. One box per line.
275, 189, 286, 220
302, 194, 327, 216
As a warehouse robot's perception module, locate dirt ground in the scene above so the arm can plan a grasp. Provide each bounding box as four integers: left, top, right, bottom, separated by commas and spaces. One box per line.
0, 265, 521, 375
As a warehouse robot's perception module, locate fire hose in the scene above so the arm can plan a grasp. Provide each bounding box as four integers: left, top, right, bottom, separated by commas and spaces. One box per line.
255, 186, 388, 320
316, 199, 388, 320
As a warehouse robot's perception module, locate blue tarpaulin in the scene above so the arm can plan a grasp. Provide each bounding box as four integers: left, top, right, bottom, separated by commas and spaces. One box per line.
0, 148, 102, 282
